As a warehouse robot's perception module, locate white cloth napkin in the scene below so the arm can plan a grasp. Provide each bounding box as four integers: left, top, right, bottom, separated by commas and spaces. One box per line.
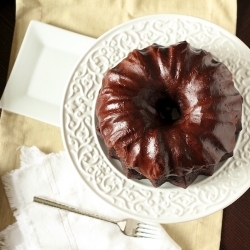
0, 146, 181, 250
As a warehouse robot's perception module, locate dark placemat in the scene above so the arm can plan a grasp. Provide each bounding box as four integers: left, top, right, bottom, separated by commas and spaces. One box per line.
0, 1, 249, 249
0, 0, 15, 98
220, 2, 250, 250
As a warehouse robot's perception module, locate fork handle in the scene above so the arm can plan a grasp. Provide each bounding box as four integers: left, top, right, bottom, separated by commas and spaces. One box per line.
33, 196, 116, 224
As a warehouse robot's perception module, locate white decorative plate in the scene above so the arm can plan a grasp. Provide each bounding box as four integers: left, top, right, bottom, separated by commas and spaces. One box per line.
61, 14, 250, 223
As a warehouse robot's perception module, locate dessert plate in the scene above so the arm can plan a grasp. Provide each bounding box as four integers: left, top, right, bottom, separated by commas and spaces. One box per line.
0, 20, 95, 127
62, 14, 250, 223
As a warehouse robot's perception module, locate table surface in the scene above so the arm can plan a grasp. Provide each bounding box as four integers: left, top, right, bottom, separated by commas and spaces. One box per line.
0, 1, 249, 249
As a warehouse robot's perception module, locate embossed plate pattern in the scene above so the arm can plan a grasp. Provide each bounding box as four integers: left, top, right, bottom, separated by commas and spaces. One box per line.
61, 14, 250, 223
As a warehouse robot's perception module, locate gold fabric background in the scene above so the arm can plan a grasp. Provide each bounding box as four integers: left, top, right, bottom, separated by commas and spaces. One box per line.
0, 0, 237, 249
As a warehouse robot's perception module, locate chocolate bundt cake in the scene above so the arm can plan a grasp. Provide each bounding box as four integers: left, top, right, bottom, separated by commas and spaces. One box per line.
96, 41, 243, 188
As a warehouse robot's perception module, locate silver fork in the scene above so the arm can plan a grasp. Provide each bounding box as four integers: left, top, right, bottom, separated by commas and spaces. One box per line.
33, 196, 161, 238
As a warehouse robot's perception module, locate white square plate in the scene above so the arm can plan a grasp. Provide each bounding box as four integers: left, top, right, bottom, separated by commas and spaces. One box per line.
0, 20, 95, 126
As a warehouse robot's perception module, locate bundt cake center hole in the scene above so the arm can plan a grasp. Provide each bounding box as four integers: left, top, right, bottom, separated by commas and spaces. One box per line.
156, 98, 181, 123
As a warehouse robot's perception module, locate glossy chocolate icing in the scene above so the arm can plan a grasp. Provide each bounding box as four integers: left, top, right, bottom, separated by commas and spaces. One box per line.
96, 41, 243, 188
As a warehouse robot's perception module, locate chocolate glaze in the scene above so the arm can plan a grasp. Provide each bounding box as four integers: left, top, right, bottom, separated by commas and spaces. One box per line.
96, 41, 243, 188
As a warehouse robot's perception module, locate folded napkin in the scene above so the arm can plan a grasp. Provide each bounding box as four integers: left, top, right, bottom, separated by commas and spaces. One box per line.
0, 146, 181, 250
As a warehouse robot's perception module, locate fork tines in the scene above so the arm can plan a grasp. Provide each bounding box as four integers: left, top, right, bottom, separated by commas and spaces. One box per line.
135, 223, 161, 238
